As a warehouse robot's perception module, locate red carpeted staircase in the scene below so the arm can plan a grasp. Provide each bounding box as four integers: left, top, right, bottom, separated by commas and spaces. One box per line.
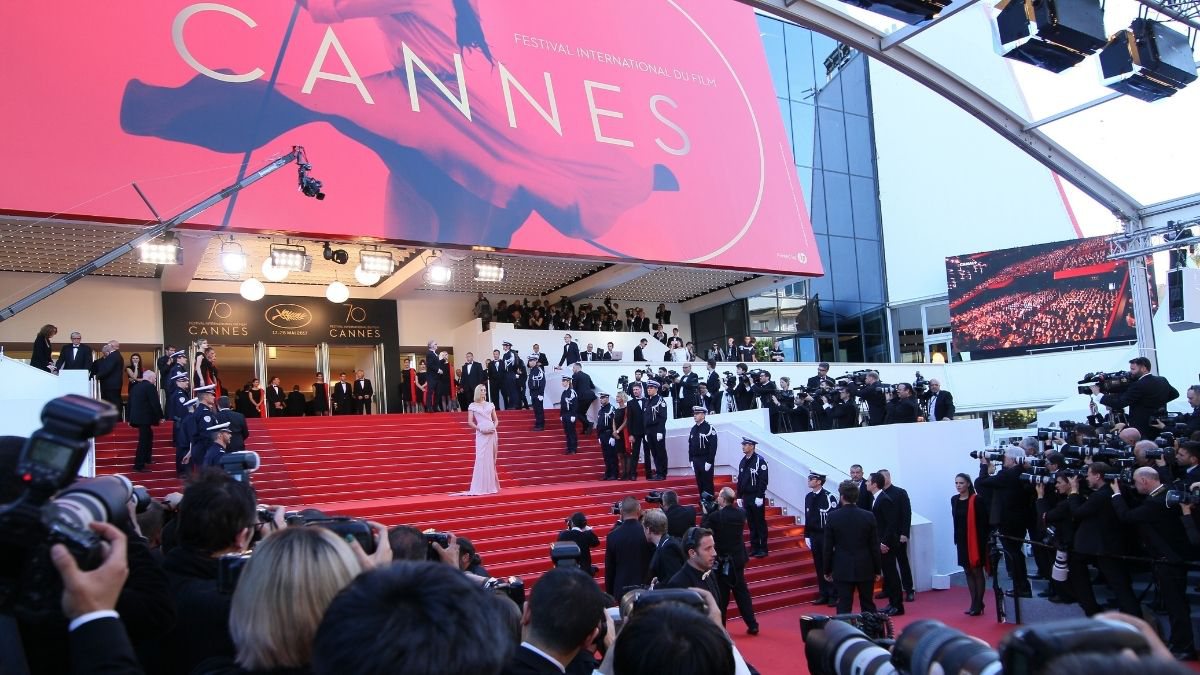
94, 411, 819, 616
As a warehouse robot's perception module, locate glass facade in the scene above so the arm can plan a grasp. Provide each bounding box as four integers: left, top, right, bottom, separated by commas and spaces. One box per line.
692, 17, 888, 363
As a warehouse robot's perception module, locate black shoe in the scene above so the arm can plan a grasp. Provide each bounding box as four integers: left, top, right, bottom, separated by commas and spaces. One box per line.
811, 596, 830, 605
967, 607, 984, 617
752, 551, 768, 559
882, 605, 905, 616
1006, 589, 1033, 598
874, 591, 887, 599
134, 466, 146, 472
532, 426, 544, 431
1029, 574, 1048, 581
905, 591, 916, 603
826, 597, 838, 607
746, 625, 760, 635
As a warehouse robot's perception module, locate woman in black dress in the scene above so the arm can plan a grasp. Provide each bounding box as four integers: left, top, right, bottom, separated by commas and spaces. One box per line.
312, 372, 330, 416
952, 472, 989, 616
31, 324, 57, 372
614, 391, 634, 480
415, 361, 429, 412
438, 352, 453, 412
399, 358, 412, 413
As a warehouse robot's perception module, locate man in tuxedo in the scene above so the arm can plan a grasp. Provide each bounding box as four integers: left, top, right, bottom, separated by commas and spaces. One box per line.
580, 343, 600, 361
633, 338, 649, 362
265, 376, 286, 416
216, 395, 249, 453
643, 508, 685, 585
922, 379, 956, 421
557, 333, 581, 368
353, 369, 374, 414
806, 363, 837, 430
1094, 356, 1180, 440
527, 343, 550, 367
604, 497, 654, 598
285, 385, 307, 416
460, 352, 485, 397
700, 487, 759, 633
95, 341, 124, 412
332, 372, 353, 415
571, 362, 597, 435
630, 308, 650, 333
502, 567, 606, 675
823, 480, 881, 614
488, 349, 505, 408
128, 371, 163, 472
884, 383, 921, 424
55, 331, 94, 372
662, 489, 697, 539
425, 340, 443, 412
880, 469, 915, 603
866, 472, 904, 615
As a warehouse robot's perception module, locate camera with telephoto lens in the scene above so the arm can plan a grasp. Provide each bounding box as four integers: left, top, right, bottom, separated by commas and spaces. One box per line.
0, 395, 127, 621
483, 575, 526, 607
1077, 371, 1133, 396
1059, 444, 1127, 462
700, 491, 719, 516
617, 375, 629, 388
304, 517, 376, 554
1153, 432, 1176, 450
218, 451, 260, 483
1102, 469, 1135, 484
1019, 473, 1055, 485
1165, 486, 1200, 508
646, 490, 664, 504
911, 371, 928, 395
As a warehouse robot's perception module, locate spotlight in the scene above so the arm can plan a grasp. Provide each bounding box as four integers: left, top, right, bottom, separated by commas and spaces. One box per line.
239, 277, 265, 301
261, 257, 289, 282
326, 281, 350, 303
994, 0, 1106, 73
424, 254, 453, 286
139, 234, 181, 265
323, 241, 349, 265
298, 162, 325, 200
354, 264, 382, 286
359, 249, 396, 276
220, 237, 247, 274
270, 243, 311, 272
1099, 18, 1197, 102
836, 0, 951, 25
473, 258, 506, 282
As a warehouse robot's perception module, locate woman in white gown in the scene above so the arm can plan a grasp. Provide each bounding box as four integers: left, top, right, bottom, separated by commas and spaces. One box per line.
463, 384, 500, 495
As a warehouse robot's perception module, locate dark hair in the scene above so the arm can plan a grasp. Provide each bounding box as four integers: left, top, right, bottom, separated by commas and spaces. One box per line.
312, 562, 512, 675
682, 527, 712, 555
1087, 462, 1113, 476
37, 324, 56, 339
387, 525, 427, 562
528, 567, 606, 654
838, 480, 859, 504
620, 496, 640, 517
661, 489, 679, 508
177, 468, 257, 554
129, 352, 142, 366
869, 472, 887, 490
1129, 356, 1152, 370
707, 359, 716, 368
569, 511, 588, 529
954, 473, 975, 496
612, 603, 734, 675
1046, 452, 1066, 467
1177, 441, 1200, 462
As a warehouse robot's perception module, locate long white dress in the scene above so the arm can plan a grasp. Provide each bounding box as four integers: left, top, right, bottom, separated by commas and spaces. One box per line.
464, 401, 500, 495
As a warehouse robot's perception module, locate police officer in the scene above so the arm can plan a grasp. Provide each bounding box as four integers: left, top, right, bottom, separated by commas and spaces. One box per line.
596, 393, 619, 480
805, 473, 839, 606
737, 437, 769, 557
182, 384, 217, 476
688, 406, 718, 497
202, 421, 232, 467
167, 371, 191, 478
644, 381, 669, 481
560, 375, 578, 455
527, 355, 546, 431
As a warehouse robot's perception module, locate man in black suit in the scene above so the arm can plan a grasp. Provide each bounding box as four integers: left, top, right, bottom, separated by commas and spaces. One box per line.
502, 567, 607, 675
866, 472, 904, 615
975, 446, 1034, 598
828, 386, 858, 429
460, 352, 485, 397
806, 363, 837, 430
1111, 467, 1197, 659
570, 362, 597, 435
1066, 462, 1140, 616
557, 333, 581, 369
556, 512, 601, 574
662, 489, 697, 539
633, 338, 649, 362
851, 371, 887, 426
527, 343, 550, 367
55, 331, 94, 373
701, 487, 759, 633
286, 385, 307, 416
353, 369, 374, 414
643, 509, 686, 585
661, 527, 722, 606
921, 379, 955, 421
884, 384, 921, 424
601, 342, 616, 361
95, 341, 124, 412
848, 464, 873, 510
425, 340, 443, 412
880, 470, 915, 603
823, 480, 882, 614
331, 372, 353, 415
1094, 356, 1180, 440
488, 350, 505, 408
604, 497, 654, 599
630, 308, 650, 333
265, 376, 286, 417
216, 395, 249, 453
128, 371, 163, 471
580, 343, 600, 361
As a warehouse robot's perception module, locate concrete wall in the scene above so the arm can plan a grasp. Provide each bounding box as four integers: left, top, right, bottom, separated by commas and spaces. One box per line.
0, 272, 165, 345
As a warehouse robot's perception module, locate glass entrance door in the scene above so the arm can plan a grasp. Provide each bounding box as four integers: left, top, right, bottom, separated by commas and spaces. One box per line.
202, 344, 255, 398
328, 345, 380, 413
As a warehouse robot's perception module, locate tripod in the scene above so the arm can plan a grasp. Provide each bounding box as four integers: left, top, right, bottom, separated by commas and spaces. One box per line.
988, 529, 1023, 624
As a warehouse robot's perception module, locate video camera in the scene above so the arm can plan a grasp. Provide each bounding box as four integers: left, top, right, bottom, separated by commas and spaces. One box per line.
483, 575, 526, 607
0, 395, 127, 621
1078, 371, 1133, 396
218, 450, 260, 483
699, 491, 719, 516
1165, 485, 1200, 508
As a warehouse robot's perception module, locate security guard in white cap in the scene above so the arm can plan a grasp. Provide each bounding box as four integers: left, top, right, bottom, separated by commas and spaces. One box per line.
643, 380, 668, 480
182, 384, 217, 475
737, 437, 769, 557
559, 375, 578, 455
688, 406, 718, 497
202, 421, 232, 467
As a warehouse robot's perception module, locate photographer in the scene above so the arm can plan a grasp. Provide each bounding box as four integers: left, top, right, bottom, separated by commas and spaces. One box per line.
1175, 441, 1200, 491
661, 529, 723, 612
850, 371, 886, 426
611, 599, 738, 675
1171, 385, 1200, 437
1035, 472, 1076, 605
1067, 464, 1139, 616
662, 490, 697, 540
749, 370, 782, 432
506, 567, 607, 675
556, 512, 600, 575
921, 379, 956, 421
883, 384, 920, 425
732, 364, 754, 413
605, 497, 653, 599
1092, 357, 1180, 440
1110, 468, 1196, 660
643, 509, 685, 586
828, 386, 858, 430
700, 488, 759, 633
976, 446, 1034, 598
455, 537, 489, 577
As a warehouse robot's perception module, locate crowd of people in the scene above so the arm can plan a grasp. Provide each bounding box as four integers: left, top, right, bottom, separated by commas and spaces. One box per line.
473, 294, 673, 334
951, 282, 1124, 352
946, 238, 1111, 310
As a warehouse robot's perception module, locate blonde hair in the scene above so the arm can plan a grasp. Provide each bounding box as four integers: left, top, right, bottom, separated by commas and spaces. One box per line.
229, 527, 361, 670
615, 391, 627, 406
474, 384, 488, 403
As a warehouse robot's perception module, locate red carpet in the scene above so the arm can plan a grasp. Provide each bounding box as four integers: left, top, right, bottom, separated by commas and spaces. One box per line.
94, 411, 817, 615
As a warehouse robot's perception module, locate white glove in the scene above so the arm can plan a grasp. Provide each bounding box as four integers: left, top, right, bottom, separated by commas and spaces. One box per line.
823, 403, 832, 410
736, 499, 743, 508
608, 438, 616, 447
754, 498, 764, 507
656, 433, 663, 441
570, 417, 576, 423
805, 538, 812, 550
704, 463, 711, 471
538, 396, 543, 401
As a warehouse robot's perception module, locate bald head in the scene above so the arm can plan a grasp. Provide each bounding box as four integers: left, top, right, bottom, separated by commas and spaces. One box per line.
1119, 427, 1142, 445
1132, 466, 1162, 494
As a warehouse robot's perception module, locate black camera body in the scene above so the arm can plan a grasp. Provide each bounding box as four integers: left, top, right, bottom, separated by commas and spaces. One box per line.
1166, 486, 1200, 508
1077, 371, 1133, 396
217, 551, 253, 594
699, 491, 719, 516
305, 517, 376, 554
483, 576, 526, 607
424, 531, 451, 560
645, 490, 664, 504
0, 395, 125, 621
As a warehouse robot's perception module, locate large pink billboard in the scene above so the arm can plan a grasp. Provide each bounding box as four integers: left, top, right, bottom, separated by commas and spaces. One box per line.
0, 1, 820, 276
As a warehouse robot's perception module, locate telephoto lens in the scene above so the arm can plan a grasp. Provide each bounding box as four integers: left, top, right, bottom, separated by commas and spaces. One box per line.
48, 475, 134, 534
1052, 550, 1070, 582
803, 618, 896, 675
892, 619, 1001, 675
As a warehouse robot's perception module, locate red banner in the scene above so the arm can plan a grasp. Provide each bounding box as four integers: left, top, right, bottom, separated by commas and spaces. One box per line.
0, 1, 820, 276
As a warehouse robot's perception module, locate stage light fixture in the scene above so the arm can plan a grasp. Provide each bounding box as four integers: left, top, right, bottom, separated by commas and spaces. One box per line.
138, 234, 181, 265
261, 257, 289, 282
270, 243, 311, 272
326, 280, 350, 303
239, 277, 265, 301
220, 237, 247, 274
424, 254, 453, 286
323, 241, 350, 265
836, 0, 951, 25
473, 258, 506, 282
1099, 18, 1197, 102
359, 249, 396, 276
994, 0, 1107, 72
354, 264, 382, 286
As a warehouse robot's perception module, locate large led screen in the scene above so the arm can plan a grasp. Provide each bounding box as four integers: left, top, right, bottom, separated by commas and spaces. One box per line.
945, 236, 1155, 358
0, 1, 820, 276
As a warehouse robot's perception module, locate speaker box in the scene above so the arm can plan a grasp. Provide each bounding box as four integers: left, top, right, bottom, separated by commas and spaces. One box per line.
995, 0, 1107, 72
